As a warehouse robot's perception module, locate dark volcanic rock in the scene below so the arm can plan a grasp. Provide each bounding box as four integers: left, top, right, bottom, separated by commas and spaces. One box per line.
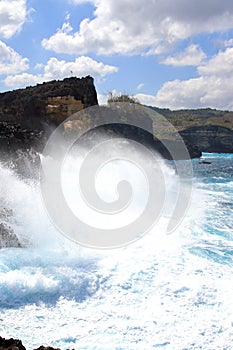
0, 336, 26, 350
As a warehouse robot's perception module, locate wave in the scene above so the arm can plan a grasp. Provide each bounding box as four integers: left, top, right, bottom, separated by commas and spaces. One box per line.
0, 152, 232, 349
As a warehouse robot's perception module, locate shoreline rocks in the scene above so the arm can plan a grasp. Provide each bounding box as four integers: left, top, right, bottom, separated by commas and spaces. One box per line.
0, 337, 63, 350
0, 337, 26, 350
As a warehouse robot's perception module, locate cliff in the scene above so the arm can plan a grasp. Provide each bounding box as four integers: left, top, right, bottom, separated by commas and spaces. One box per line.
179, 125, 233, 154
0, 75, 98, 130
150, 106, 233, 154
0, 76, 98, 176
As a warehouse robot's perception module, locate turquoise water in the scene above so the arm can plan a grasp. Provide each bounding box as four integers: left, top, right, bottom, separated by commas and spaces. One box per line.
0, 154, 232, 349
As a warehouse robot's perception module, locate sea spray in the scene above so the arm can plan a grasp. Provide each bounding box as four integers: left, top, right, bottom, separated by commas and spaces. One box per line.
0, 154, 232, 349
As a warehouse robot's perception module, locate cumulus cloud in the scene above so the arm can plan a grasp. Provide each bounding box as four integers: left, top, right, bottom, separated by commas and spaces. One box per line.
0, 41, 29, 75
4, 56, 118, 88
162, 44, 206, 66
0, 0, 27, 39
43, 56, 118, 80
198, 47, 233, 76
42, 0, 233, 56
4, 72, 41, 88
136, 47, 233, 110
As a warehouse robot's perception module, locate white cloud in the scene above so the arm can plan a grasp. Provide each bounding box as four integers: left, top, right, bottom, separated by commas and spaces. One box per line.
136, 47, 233, 110
42, 0, 233, 56
43, 56, 118, 80
136, 83, 145, 91
162, 44, 206, 66
224, 38, 233, 47
135, 93, 160, 107
4, 73, 42, 88
4, 56, 118, 88
0, 0, 27, 39
198, 47, 233, 76
0, 41, 29, 75
136, 78, 210, 109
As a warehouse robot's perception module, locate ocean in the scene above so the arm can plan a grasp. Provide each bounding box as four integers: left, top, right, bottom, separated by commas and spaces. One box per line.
0, 152, 232, 349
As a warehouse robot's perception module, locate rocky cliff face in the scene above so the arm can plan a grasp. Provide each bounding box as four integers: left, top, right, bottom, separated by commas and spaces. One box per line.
0, 76, 98, 176
149, 106, 233, 155
180, 125, 233, 153
0, 76, 98, 130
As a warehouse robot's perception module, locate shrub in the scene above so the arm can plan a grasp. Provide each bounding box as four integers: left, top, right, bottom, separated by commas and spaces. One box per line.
107, 92, 139, 104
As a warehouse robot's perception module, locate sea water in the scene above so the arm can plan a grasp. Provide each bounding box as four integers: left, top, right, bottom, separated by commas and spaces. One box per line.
0, 153, 232, 349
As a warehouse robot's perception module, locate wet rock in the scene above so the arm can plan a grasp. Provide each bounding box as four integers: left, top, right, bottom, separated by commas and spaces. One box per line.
0, 336, 26, 350
0, 223, 22, 248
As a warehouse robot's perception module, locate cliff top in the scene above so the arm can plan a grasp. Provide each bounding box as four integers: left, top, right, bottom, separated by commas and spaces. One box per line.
0, 75, 98, 129
0, 75, 98, 108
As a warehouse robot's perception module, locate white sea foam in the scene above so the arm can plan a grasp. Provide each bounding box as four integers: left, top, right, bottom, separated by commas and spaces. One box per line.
0, 154, 232, 349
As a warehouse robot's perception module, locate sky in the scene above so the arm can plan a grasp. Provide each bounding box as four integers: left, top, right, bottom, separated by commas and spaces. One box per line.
1, 0, 233, 110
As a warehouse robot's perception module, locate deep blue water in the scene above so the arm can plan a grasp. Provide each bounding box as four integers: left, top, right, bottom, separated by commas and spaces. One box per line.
0, 153, 232, 349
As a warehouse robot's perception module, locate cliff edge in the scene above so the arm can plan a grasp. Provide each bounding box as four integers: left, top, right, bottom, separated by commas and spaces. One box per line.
0, 76, 98, 176
0, 75, 98, 130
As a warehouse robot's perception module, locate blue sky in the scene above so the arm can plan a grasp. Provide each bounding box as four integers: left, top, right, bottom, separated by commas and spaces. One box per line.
1, 0, 233, 110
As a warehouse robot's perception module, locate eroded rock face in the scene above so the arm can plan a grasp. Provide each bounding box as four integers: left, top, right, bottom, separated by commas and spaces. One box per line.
0, 76, 98, 177
180, 125, 233, 153
0, 76, 98, 130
